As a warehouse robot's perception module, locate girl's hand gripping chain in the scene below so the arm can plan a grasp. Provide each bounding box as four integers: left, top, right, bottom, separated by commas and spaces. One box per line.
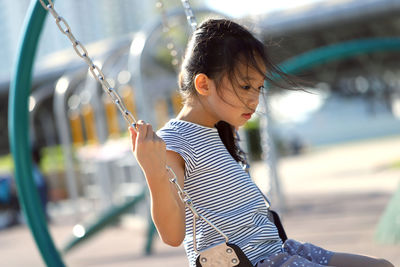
129, 120, 186, 246
129, 120, 166, 177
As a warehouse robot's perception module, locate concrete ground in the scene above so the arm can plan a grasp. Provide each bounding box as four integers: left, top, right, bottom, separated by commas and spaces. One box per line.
1, 136, 399, 267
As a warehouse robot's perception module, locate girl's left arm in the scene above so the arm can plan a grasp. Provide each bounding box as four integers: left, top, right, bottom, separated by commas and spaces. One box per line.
129, 122, 186, 246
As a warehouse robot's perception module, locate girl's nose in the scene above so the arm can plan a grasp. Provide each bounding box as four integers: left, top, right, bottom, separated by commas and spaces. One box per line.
247, 95, 259, 110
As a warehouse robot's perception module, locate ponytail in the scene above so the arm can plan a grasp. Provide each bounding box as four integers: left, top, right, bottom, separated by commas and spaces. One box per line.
215, 121, 246, 165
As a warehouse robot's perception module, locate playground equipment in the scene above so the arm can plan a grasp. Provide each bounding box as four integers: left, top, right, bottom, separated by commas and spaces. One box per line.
9, 1, 63, 265
53, 42, 137, 215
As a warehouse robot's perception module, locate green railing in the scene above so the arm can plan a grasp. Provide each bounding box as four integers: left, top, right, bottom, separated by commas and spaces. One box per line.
8, 1, 65, 266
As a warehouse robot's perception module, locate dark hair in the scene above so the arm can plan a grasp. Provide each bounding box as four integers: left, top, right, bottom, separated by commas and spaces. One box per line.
178, 19, 297, 164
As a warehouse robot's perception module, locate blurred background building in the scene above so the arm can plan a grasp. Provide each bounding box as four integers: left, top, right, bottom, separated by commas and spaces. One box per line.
0, 0, 152, 78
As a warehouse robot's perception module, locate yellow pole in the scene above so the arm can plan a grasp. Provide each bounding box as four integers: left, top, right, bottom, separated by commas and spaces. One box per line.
81, 104, 98, 144
155, 98, 169, 129
68, 109, 84, 147
103, 95, 120, 138
121, 85, 136, 118
171, 91, 183, 115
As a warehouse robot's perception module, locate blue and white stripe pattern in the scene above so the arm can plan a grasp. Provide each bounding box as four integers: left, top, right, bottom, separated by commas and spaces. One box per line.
157, 119, 283, 266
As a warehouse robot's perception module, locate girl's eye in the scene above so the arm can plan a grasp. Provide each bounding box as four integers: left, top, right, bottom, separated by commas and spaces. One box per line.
241, 85, 265, 91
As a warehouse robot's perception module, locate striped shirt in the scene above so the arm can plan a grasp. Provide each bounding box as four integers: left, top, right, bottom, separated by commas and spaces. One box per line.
157, 119, 283, 266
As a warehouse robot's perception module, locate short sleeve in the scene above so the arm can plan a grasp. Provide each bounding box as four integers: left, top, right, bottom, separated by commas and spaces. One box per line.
157, 126, 197, 176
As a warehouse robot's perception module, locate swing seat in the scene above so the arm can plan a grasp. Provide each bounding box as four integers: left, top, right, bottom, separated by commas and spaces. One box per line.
196, 209, 287, 267
196, 242, 253, 267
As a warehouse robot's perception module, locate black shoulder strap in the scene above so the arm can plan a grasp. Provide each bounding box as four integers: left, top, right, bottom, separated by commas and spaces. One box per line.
255, 186, 288, 242
268, 210, 288, 242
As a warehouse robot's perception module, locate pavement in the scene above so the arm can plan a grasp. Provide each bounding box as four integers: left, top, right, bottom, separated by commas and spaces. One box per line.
1, 136, 400, 267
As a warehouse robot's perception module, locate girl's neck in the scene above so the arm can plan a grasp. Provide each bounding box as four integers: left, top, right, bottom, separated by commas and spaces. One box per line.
176, 101, 217, 128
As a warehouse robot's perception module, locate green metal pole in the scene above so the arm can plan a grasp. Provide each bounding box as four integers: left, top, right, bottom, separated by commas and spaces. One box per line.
62, 189, 146, 253
8, 0, 65, 266
280, 38, 400, 74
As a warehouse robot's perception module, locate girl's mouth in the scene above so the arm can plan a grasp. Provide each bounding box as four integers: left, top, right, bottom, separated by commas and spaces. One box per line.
242, 113, 253, 119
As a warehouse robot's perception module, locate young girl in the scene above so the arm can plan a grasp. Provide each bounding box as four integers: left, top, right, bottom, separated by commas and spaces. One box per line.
129, 19, 393, 267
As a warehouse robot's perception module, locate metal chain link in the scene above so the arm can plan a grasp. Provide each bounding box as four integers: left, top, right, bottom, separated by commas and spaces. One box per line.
166, 165, 229, 250
38, 0, 187, 199
39, 0, 227, 245
39, 0, 137, 127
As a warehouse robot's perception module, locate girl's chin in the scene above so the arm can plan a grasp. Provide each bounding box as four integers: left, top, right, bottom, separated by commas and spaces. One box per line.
234, 121, 247, 128
220, 118, 247, 128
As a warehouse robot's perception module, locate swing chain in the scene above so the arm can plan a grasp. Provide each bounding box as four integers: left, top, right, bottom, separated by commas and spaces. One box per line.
166, 166, 229, 250
38, 0, 137, 127
166, 166, 195, 209
38, 0, 52, 10
156, 0, 181, 68
180, 0, 198, 32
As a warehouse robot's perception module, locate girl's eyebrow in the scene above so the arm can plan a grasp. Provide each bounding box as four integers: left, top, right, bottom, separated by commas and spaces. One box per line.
238, 75, 256, 80
240, 76, 265, 82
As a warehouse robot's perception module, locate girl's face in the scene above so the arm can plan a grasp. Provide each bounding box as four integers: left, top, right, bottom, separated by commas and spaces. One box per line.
207, 60, 266, 128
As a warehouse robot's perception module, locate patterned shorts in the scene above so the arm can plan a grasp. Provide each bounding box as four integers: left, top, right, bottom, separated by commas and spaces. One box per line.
256, 239, 334, 267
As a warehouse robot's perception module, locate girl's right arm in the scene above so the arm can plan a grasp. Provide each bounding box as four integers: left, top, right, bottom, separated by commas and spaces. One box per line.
129, 121, 186, 246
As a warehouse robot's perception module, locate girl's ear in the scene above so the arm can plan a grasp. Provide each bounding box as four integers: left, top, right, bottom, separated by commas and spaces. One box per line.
194, 73, 211, 96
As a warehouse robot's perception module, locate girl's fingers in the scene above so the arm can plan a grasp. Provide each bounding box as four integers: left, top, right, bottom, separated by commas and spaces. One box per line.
129, 126, 137, 151
136, 120, 147, 142
145, 123, 153, 140
131, 121, 164, 153
129, 126, 136, 136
